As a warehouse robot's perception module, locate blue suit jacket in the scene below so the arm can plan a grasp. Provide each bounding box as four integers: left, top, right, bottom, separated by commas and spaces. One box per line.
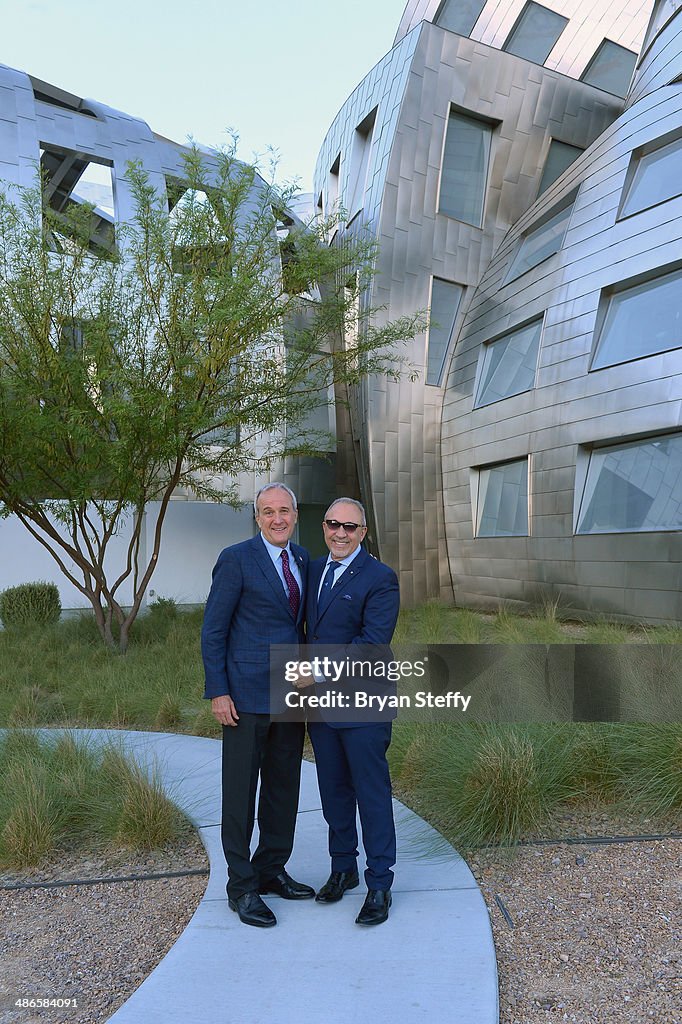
201, 534, 308, 713
306, 548, 400, 726
307, 548, 399, 645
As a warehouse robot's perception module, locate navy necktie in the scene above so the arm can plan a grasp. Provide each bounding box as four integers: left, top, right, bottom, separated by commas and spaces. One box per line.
318, 560, 342, 614
280, 549, 300, 619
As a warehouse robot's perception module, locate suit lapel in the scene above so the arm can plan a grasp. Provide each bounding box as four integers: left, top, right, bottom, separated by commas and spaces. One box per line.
309, 558, 326, 625
316, 550, 369, 622
251, 535, 294, 618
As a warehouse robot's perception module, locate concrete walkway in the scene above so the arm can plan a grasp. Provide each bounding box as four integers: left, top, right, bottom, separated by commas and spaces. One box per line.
57, 730, 499, 1024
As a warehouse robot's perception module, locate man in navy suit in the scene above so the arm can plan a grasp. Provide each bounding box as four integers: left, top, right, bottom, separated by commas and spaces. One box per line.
201, 482, 314, 928
306, 497, 400, 926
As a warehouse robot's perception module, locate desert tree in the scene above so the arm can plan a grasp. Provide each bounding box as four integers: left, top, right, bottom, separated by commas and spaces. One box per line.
0, 145, 423, 651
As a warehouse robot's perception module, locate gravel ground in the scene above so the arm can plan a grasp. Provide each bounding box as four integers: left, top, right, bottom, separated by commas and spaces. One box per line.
0, 838, 208, 1024
470, 837, 682, 1024
0, 829, 680, 1024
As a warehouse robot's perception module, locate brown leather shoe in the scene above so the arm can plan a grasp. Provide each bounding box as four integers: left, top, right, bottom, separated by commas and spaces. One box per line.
315, 870, 360, 903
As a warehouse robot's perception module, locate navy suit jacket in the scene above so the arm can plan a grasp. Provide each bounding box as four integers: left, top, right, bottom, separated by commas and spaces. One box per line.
306, 548, 400, 726
201, 534, 308, 713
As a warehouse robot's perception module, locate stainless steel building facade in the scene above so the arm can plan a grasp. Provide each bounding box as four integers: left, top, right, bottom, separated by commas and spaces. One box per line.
3, 0, 682, 618
315, 0, 682, 622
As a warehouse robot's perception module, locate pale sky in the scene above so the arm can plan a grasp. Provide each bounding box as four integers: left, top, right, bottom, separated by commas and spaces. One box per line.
1, 0, 406, 188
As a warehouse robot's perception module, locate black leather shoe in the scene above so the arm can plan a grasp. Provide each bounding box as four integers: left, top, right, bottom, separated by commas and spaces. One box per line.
315, 870, 360, 903
259, 870, 315, 900
228, 891, 277, 927
355, 889, 392, 926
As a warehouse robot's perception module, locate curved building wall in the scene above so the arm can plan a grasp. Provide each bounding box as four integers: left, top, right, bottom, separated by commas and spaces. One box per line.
627, 0, 682, 103
441, 81, 682, 622
314, 23, 622, 603
394, 0, 651, 80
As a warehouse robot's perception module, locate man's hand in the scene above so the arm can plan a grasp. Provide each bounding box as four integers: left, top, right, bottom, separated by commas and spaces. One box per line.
287, 662, 315, 689
211, 694, 239, 727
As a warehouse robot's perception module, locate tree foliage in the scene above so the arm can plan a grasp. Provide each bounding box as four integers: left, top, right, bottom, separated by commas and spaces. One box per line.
0, 146, 424, 650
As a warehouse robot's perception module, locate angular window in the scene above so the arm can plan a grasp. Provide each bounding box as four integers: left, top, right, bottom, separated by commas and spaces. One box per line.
538, 140, 584, 195
580, 40, 637, 97
439, 110, 492, 226
166, 179, 232, 274
347, 107, 377, 220
327, 154, 340, 215
502, 2, 568, 64
434, 0, 486, 36
591, 267, 682, 370
41, 145, 115, 254
619, 135, 682, 219
30, 75, 98, 118
475, 319, 542, 406
477, 458, 529, 537
167, 181, 213, 221
505, 202, 573, 282
426, 278, 464, 386
577, 434, 682, 533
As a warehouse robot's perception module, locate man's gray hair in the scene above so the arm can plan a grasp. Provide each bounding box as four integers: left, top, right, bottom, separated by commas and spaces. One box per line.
254, 482, 298, 516
325, 497, 366, 526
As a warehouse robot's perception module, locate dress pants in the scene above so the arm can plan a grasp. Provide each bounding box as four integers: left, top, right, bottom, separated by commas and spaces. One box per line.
221, 714, 304, 899
308, 720, 396, 891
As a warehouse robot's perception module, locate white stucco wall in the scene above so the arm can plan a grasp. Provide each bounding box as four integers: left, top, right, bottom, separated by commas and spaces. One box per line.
0, 501, 255, 610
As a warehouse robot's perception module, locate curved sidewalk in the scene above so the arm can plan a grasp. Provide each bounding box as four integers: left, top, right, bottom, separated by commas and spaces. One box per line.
62, 730, 499, 1024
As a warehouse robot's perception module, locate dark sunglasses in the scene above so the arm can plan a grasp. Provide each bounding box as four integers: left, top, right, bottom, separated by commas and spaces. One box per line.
324, 519, 365, 534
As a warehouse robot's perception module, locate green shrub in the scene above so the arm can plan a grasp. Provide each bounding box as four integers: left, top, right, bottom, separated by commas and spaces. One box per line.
625, 724, 682, 815
394, 723, 578, 848
0, 582, 61, 627
561, 724, 625, 802
148, 596, 178, 622
0, 733, 193, 869
98, 745, 188, 850
154, 693, 183, 730
192, 704, 221, 738
0, 761, 58, 867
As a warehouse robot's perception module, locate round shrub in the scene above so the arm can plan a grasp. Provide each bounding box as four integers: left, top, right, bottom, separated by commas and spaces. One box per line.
0, 582, 61, 627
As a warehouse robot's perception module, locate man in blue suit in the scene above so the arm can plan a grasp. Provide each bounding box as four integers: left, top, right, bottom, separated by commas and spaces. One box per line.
306, 497, 400, 926
201, 482, 314, 928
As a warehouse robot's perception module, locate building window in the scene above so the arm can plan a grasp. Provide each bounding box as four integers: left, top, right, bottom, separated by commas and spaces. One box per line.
476, 458, 529, 536
40, 145, 115, 254
328, 154, 340, 213
577, 434, 682, 533
502, 2, 568, 64
433, 0, 486, 36
591, 267, 682, 370
580, 40, 637, 97
504, 201, 573, 283
347, 107, 377, 220
475, 319, 542, 406
30, 75, 98, 118
439, 110, 492, 226
427, 278, 464, 386
619, 134, 682, 219
538, 140, 584, 195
